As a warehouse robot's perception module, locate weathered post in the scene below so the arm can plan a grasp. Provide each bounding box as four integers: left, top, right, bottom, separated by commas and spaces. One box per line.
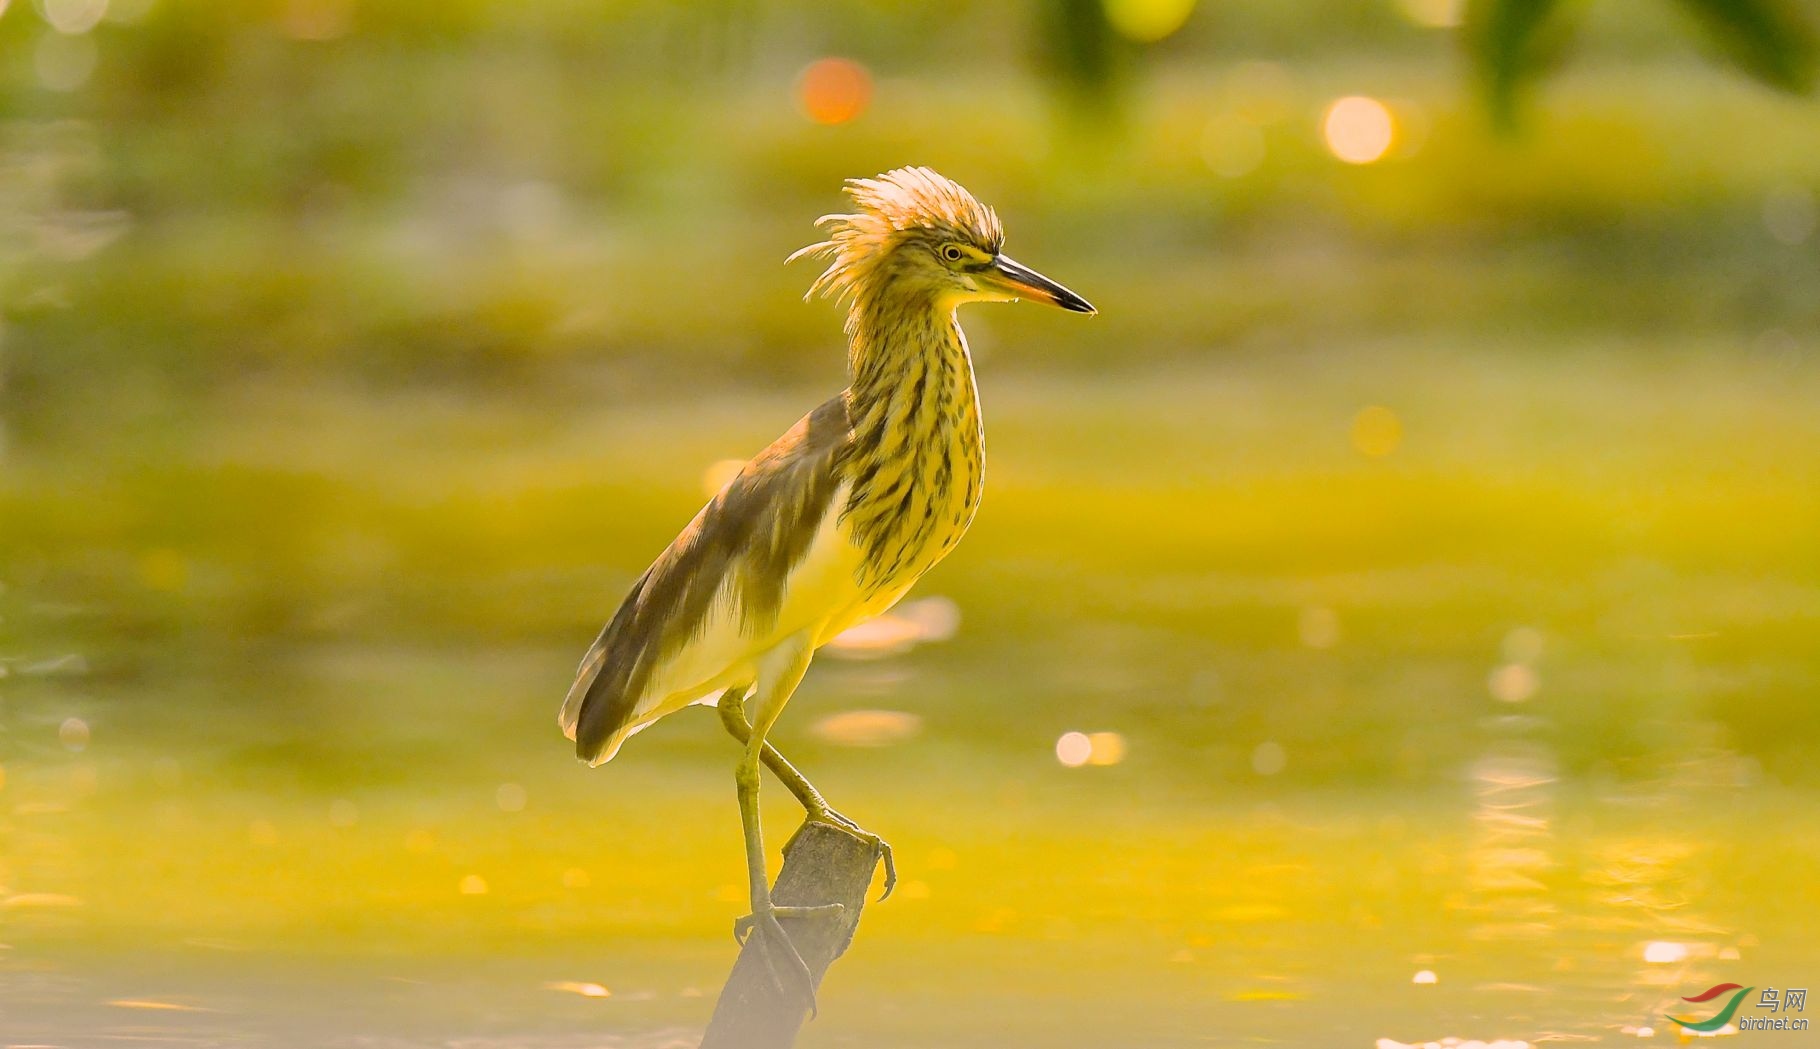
699, 822, 883, 1049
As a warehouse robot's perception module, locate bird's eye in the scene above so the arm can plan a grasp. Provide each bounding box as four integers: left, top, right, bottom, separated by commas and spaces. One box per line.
940, 244, 965, 263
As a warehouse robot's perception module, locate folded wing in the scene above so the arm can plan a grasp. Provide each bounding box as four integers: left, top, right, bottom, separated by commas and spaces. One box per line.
561, 396, 854, 765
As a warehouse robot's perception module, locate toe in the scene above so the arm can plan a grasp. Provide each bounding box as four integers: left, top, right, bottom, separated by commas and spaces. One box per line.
753, 912, 819, 1015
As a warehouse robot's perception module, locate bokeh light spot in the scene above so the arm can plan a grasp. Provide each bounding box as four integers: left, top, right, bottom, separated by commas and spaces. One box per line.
4, 892, 84, 909
1643, 940, 1688, 964
279, 0, 352, 41
1351, 405, 1403, 457
797, 57, 872, 126
108, 999, 209, 1012
41, 0, 108, 35
459, 874, 488, 895
1086, 731, 1127, 766
1103, 0, 1196, 43
545, 980, 611, 998
1488, 663, 1538, 703
1396, 0, 1463, 28
1412, 969, 1438, 984
60, 716, 90, 752
827, 596, 961, 659
701, 458, 746, 497
811, 709, 923, 747
1055, 731, 1092, 768
1323, 96, 1395, 164
826, 615, 920, 657
328, 799, 358, 827
1251, 741, 1286, 776
902, 595, 961, 641
495, 782, 527, 812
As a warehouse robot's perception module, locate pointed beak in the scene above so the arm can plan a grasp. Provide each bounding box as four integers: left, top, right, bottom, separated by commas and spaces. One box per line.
985, 254, 1096, 315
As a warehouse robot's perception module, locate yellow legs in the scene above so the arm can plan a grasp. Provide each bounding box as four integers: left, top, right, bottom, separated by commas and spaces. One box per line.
717, 645, 896, 1015
717, 692, 898, 900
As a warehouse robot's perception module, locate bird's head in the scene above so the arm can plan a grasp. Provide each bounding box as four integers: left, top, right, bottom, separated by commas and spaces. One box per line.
790, 166, 1095, 316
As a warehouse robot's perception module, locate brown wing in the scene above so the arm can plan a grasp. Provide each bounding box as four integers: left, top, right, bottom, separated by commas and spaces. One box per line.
561, 394, 853, 764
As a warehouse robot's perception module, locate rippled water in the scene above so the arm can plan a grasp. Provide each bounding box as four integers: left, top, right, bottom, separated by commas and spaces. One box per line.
5, 352, 1819, 1046
2, 638, 1814, 1047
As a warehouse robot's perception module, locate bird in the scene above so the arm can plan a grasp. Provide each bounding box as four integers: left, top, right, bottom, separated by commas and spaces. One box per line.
559, 166, 1093, 1009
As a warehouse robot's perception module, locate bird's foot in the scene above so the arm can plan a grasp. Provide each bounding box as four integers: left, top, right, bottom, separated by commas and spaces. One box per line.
794, 810, 897, 901
732, 897, 842, 1016
732, 902, 845, 944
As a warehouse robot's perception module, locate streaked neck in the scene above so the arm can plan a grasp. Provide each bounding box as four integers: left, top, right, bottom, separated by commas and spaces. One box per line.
845, 287, 975, 444
838, 286, 986, 590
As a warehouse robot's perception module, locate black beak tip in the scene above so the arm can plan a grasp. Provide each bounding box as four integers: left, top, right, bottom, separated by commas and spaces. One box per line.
1056, 290, 1096, 315
995, 254, 1097, 316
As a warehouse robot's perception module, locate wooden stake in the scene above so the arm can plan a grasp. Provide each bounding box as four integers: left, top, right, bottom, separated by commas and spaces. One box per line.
700, 822, 883, 1049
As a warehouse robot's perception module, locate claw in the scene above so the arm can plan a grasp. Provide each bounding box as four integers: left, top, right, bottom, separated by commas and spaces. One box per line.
777, 903, 845, 919
807, 813, 897, 901
740, 900, 820, 1017
754, 927, 794, 1002
875, 838, 898, 901
735, 903, 843, 945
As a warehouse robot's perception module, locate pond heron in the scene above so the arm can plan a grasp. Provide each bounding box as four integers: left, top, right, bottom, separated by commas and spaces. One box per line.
560, 167, 1093, 1009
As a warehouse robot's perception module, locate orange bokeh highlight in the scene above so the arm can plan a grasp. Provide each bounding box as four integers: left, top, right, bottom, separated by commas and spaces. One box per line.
797, 57, 873, 125
1322, 96, 1394, 164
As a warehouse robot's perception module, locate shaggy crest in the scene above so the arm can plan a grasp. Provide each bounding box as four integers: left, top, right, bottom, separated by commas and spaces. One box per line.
788, 166, 1004, 306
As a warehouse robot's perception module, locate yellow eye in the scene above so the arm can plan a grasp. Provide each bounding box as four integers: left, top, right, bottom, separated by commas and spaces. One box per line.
940, 244, 965, 263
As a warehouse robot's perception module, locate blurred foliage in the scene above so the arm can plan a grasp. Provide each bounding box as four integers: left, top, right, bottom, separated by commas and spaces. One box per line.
1469, 0, 1817, 127
0, 1, 1816, 783
1, 2, 1818, 425
1676, 0, 1817, 88
1465, 0, 1573, 128
1038, 0, 1126, 120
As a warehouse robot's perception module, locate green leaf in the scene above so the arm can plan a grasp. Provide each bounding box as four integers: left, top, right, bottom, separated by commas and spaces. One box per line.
1671, 0, 1816, 92
1464, 0, 1577, 131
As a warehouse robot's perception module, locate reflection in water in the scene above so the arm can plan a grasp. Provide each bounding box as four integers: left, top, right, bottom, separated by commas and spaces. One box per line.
1386, 732, 1558, 1049
1441, 650, 1758, 1042
0, 631, 1807, 1046
1461, 738, 1559, 950
543, 980, 612, 998
1589, 743, 1756, 1040
1381, 627, 1763, 1046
